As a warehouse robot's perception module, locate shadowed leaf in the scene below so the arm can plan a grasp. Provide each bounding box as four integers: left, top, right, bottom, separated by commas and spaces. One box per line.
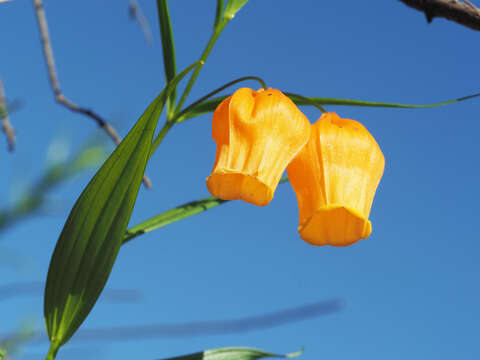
43, 63, 198, 358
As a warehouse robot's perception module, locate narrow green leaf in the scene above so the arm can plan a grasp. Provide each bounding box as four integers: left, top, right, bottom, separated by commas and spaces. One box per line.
214, 0, 224, 29
179, 92, 480, 122
157, 0, 177, 118
123, 197, 227, 244
159, 347, 303, 360
45, 100, 161, 355
123, 178, 288, 244
44, 63, 198, 356
285, 92, 480, 109
223, 0, 249, 21
0, 349, 5, 360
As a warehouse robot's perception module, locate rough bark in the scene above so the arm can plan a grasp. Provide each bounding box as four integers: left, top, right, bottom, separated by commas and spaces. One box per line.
398, 0, 480, 31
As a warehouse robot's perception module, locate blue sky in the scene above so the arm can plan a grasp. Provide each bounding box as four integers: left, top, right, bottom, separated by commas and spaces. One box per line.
1, 1, 480, 359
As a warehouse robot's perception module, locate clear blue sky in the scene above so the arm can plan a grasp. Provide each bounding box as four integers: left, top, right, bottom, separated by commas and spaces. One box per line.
1, 1, 480, 359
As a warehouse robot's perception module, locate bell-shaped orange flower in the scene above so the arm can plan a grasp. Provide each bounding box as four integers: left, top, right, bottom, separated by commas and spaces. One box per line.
207, 87, 311, 206
287, 112, 385, 246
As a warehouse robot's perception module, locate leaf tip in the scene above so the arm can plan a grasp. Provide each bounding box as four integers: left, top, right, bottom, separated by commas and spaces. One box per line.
285, 348, 304, 359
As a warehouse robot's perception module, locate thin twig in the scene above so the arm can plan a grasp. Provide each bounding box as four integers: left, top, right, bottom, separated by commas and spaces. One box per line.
4, 298, 342, 344
0, 78, 15, 152
398, 0, 480, 31
75, 299, 343, 340
32, 0, 152, 188
129, 0, 152, 44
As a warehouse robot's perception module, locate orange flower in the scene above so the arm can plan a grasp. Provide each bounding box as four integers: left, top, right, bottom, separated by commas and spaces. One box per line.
287, 112, 385, 246
207, 87, 311, 206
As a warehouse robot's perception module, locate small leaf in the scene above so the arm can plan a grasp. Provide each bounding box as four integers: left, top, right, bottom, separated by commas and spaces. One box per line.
157, 0, 177, 118
158, 347, 303, 360
123, 178, 288, 243
44, 63, 198, 357
223, 0, 249, 21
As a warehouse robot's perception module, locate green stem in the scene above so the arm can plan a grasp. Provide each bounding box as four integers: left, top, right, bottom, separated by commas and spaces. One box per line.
146, 61, 202, 159
150, 120, 174, 158
46, 343, 59, 360
284, 92, 327, 113
175, 23, 226, 113
173, 76, 267, 123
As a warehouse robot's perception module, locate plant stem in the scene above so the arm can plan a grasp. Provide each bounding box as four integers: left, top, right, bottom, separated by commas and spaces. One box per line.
173, 76, 267, 123
175, 23, 226, 113
46, 343, 59, 360
150, 120, 174, 158
284, 92, 327, 113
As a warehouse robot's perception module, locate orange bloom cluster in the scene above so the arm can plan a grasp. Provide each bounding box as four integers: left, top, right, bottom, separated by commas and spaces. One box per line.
207, 87, 385, 246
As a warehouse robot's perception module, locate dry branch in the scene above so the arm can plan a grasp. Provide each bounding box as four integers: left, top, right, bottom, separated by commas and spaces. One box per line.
0, 78, 15, 152
32, 0, 152, 187
129, 0, 152, 44
398, 0, 480, 31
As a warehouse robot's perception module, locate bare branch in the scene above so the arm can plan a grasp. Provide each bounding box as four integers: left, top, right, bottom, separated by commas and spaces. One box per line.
129, 0, 153, 44
74, 299, 343, 340
398, 0, 480, 31
32, 0, 152, 188
2, 299, 342, 344
0, 78, 15, 152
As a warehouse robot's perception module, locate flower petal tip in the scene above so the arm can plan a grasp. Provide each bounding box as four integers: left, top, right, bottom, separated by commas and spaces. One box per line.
206, 171, 273, 206
298, 206, 372, 247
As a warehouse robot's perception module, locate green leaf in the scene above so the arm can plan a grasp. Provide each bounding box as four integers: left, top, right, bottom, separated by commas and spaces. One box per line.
0, 349, 5, 360
159, 347, 303, 360
179, 92, 480, 122
223, 0, 249, 21
123, 177, 288, 244
214, 0, 224, 29
157, 0, 177, 118
44, 62, 198, 357
45, 100, 161, 355
123, 197, 227, 244
284, 92, 480, 109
